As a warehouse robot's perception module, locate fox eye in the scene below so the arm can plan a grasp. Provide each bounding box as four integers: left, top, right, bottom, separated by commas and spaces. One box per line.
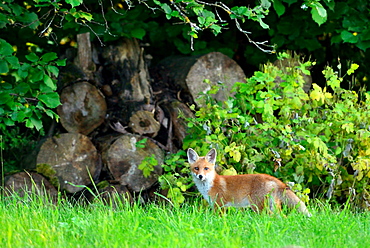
204, 167, 209, 171
194, 167, 199, 171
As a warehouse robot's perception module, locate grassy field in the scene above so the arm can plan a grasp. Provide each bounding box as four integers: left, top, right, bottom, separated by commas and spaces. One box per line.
1, 195, 370, 248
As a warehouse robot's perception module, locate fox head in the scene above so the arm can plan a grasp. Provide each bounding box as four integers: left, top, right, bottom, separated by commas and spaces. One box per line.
187, 148, 217, 182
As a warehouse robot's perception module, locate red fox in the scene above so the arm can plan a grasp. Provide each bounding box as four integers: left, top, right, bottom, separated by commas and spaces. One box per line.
188, 148, 311, 216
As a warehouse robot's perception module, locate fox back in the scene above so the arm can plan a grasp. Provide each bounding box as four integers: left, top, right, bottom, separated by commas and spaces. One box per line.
188, 148, 311, 216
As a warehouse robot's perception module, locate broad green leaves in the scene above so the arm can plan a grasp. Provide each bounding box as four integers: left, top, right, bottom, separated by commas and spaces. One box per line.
273, 0, 286, 17
0, 41, 64, 132
65, 0, 83, 8
341, 31, 358, 43
180, 53, 369, 207
310, 1, 327, 26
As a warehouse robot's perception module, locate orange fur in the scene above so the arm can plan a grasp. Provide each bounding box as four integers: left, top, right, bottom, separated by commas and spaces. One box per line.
188, 148, 311, 216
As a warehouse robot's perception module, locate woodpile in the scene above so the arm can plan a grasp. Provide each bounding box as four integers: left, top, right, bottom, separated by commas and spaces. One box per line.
3, 33, 246, 204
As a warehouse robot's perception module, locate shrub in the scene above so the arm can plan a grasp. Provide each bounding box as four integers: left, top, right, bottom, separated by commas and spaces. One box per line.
160, 53, 370, 209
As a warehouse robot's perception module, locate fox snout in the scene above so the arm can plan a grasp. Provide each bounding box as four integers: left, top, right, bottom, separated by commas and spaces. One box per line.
193, 173, 205, 181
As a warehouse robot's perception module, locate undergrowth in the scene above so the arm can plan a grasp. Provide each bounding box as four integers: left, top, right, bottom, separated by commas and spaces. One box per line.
159, 52, 370, 209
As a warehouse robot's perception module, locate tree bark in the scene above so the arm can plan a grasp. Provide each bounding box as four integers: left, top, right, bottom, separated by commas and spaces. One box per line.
162, 100, 194, 148
75, 32, 96, 80
158, 52, 246, 106
100, 38, 154, 125
36, 133, 101, 193
101, 133, 164, 192
57, 81, 107, 135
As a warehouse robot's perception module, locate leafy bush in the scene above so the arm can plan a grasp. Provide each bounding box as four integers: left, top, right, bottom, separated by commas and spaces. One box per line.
161, 53, 370, 209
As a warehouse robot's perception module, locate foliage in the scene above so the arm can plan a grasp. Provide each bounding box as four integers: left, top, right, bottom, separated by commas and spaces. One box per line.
0, 127, 38, 172
138, 154, 159, 178
266, 0, 370, 88
0, 49, 64, 131
158, 150, 193, 205
161, 53, 370, 208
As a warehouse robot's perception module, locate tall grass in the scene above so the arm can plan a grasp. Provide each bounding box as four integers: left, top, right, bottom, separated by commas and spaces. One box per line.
1, 193, 370, 248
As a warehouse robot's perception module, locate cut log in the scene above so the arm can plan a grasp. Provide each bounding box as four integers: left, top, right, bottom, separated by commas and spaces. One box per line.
101, 134, 164, 192
163, 100, 194, 148
129, 110, 160, 137
100, 39, 153, 125
36, 133, 101, 193
158, 52, 246, 106
75, 32, 96, 80
4, 172, 58, 201
57, 81, 107, 135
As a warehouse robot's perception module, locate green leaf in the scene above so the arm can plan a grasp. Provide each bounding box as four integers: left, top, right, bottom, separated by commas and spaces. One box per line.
258, 18, 269, 29
14, 83, 30, 95
30, 116, 43, 131
56, 59, 66, 66
341, 30, 358, 43
12, 111, 26, 122
210, 24, 222, 35
273, 0, 285, 17
261, 0, 272, 9
5, 56, 20, 69
26, 53, 39, 63
0, 39, 14, 56
43, 74, 57, 90
18, 12, 40, 29
79, 12, 93, 21
45, 109, 59, 120
0, 92, 11, 104
30, 69, 44, 83
0, 60, 9, 73
161, 3, 172, 14
4, 118, 15, 126
18, 63, 31, 78
41, 52, 58, 63
311, 4, 327, 26
347, 64, 359, 75
0, 13, 10, 28
131, 28, 146, 40
198, 16, 205, 25
357, 40, 370, 51
25, 118, 34, 129
38, 92, 60, 108
46, 65, 59, 77
66, 0, 83, 8
10, 3, 22, 16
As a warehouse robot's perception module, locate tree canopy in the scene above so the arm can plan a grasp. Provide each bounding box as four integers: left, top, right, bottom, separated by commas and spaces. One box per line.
1, 0, 369, 170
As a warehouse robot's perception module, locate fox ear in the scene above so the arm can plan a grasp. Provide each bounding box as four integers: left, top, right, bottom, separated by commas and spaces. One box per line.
205, 148, 217, 164
187, 148, 199, 164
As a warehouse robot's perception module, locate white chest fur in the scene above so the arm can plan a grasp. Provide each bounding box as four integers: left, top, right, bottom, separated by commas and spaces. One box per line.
192, 173, 214, 204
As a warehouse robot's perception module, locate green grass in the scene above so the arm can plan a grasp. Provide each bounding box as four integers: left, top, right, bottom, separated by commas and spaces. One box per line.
1, 195, 370, 248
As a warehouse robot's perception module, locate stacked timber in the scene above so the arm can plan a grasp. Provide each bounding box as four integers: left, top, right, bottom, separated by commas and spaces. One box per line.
3, 33, 248, 204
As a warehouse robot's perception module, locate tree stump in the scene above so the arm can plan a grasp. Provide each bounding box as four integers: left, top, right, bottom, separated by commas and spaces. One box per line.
4, 172, 58, 201
129, 110, 160, 137
158, 52, 246, 106
36, 133, 101, 193
57, 81, 107, 135
101, 133, 164, 192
